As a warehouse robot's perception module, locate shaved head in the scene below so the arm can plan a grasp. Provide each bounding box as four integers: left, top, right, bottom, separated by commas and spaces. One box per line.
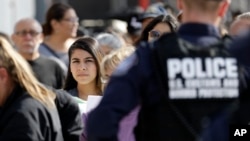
177, 0, 231, 26
14, 18, 42, 33
12, 18, 43, 57
182, 0, 225, 12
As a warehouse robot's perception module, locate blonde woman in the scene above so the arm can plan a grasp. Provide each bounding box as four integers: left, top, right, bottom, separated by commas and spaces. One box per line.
100, 46, 139, 141
101, 46, 135, 86
0, 37, 63, 140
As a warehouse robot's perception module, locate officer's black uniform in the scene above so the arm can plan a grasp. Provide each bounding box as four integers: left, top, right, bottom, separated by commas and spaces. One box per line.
87, 23, 240, 141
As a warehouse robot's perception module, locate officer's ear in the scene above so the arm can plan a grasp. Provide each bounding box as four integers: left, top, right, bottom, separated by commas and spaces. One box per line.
218, 0, 230, 17
177, 0, 183, 11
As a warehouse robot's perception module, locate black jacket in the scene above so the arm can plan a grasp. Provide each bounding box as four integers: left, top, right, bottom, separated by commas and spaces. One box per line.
0, 85, 64, 141
86, 23, 240, 141
54, 89, 83, 141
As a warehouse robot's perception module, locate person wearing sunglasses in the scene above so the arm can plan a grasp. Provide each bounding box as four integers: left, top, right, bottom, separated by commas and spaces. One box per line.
135, 14, 179, 45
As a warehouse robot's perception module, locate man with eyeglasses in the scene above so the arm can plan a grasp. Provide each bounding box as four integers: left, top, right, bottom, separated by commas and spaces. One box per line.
11, 18, 65, 89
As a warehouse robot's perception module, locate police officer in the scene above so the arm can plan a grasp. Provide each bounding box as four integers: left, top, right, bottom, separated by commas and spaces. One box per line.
87, 0, 232, 141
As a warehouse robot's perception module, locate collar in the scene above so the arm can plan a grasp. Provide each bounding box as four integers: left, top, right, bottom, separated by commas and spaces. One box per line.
178, 23, 221, 38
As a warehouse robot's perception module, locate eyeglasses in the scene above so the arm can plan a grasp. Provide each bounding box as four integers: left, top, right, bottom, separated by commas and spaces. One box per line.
62, 17, 79, 23
148, 30, 161, 39
15, 30, 40, 37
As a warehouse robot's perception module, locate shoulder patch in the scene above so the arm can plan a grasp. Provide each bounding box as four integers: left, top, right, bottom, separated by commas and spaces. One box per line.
112, 53, 138, 77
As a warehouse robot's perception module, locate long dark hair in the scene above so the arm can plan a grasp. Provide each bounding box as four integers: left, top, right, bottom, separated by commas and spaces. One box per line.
135, 14, 179, 45
64, 37, 103, 94
42, 3, 73, 36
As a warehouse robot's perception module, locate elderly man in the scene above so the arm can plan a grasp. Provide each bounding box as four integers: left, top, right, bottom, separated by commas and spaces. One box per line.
12, 18, 65, 89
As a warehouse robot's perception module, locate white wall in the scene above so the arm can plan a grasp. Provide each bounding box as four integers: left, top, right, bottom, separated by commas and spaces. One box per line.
0, 0, 35, 36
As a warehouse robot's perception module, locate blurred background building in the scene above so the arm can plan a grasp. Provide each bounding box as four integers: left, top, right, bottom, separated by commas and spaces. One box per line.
0, 0, 250, 36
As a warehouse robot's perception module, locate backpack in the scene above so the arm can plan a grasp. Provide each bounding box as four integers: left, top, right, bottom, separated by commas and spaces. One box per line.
134, 33, 250, 141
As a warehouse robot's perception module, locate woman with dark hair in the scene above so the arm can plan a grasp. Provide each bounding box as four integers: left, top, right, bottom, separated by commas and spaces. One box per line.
39, 3, 79, 70
135, 14, 179, 44
64, 37, 103, 102
64, 38, 103, 141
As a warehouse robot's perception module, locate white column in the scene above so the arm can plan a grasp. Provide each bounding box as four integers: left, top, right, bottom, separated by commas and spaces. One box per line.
0, 0, 35, 36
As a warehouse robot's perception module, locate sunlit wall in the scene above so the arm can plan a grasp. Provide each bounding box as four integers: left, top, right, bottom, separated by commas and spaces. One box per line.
0, 0, 35, 36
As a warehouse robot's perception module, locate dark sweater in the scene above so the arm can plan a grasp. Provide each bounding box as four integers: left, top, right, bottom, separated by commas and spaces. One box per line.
27, 56, 65, 89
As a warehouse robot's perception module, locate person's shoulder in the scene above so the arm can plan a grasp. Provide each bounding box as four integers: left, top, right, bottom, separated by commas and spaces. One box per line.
54, 89, 79, 107
39, 56, 67, 72
228, 32, 250, 64
39, 55, 60, 65
111, 50, 139, 78
156, 32, 179, 45
230, 32, 250, 48
134, 41, 154, 58
17, 92, 41, 105
13, 93, 51, 117
111, 42, 153, 78
39, 43, 50, 53
55, 89, 74, 101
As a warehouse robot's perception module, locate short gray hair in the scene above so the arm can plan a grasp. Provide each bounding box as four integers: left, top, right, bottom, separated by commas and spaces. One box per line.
237, 12, 250, 20
95, 33, 123, 50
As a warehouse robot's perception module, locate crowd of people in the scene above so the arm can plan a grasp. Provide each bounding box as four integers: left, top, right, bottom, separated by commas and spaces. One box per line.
1, 0, 250, 141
